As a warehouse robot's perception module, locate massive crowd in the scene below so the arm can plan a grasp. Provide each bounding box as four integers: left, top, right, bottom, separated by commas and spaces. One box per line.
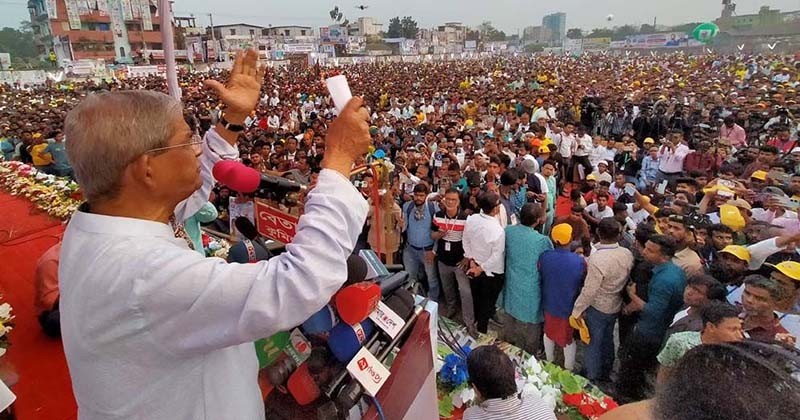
6, 52, 800, 417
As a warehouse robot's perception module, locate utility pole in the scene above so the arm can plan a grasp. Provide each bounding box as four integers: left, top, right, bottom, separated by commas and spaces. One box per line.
208, 13, 216, 63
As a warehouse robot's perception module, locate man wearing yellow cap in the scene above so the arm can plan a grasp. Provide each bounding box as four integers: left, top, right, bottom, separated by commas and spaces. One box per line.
540, 224, 586, 371
767, 262, 800, 349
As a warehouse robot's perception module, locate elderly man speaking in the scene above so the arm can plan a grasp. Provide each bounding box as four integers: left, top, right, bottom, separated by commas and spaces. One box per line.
59, 50, 371, 419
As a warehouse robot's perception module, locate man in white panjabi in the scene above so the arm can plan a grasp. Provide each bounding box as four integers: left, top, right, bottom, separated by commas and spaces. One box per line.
59, 50, 372, 419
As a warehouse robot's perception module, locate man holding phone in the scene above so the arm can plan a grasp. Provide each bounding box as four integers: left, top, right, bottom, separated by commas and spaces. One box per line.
656, 130, 691, 188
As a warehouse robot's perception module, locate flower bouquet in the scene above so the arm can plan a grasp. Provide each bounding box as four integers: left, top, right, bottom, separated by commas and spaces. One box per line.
0, 302, 14, 358
0, 162, 81, 219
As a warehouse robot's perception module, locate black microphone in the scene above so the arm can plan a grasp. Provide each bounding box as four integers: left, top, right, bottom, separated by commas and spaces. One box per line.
212, 160, 306, 196
234, 216, 271, 251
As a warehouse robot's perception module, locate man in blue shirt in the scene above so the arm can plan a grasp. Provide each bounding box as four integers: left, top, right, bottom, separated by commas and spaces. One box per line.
44, 131, 73, 178
402, 183, 441, 301
617, 234, 686, 402
502, 203, 553, 355
540, 223, 586, 371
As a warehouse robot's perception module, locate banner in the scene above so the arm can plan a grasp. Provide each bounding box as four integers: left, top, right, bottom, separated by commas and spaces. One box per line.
255, 200, 298, 243
66, 0, 82, 29
121, 0, 133, 21
140, 0, 153, 31
96, 0, 108, 16
614, 32, 702, 49
46, 0, 58, 18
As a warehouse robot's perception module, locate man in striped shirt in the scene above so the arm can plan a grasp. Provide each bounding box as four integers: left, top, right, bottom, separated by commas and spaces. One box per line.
464, 345, 557, 420
431, 188, 474, 334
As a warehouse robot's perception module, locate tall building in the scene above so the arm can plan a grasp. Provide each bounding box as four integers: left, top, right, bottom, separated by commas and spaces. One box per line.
27, 0, 176, 64
542, 12, 566, 44
349, 17, 382, 37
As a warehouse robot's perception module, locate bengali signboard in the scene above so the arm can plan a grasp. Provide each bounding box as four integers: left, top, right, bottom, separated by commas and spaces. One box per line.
582, 37, 611, 51
255, 200, 298, 243
66, 0, 82, 29
45, 0, 58, 18
140, 0, 153, 31
613, 32, 702, 49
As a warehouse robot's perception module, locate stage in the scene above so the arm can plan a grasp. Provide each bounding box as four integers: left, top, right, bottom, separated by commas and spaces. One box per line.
0, 192, 76, 419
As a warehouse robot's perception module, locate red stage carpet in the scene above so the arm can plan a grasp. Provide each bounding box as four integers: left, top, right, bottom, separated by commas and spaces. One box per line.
0, 192, 76, 420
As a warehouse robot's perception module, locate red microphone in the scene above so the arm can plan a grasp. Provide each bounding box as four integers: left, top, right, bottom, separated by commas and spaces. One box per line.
287, 362, 321, 406
212, 160, 305, 194
335, 282, 381, 325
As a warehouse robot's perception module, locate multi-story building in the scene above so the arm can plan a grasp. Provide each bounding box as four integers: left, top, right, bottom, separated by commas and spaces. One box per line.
263, 25, 313, 38
212, 23, 267, 39
542, 12, 566, 45
348, 17, 382, 37
27, 0, 172, 64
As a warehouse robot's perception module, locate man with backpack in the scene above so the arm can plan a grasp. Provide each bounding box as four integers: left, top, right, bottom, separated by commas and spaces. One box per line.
402, 183, 441, 301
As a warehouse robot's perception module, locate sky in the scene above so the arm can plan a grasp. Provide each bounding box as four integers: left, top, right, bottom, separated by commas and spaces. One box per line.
0, 0, 799, 33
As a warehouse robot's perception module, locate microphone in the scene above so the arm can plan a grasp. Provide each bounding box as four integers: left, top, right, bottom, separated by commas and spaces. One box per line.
377, 271, 411, 296
212, 160, 305, 195
327, 319, 375, 363
344, 254, 369, 287
287, 362, 321, 406
265, 356, 297, 392
301, 304, 339, 335
335, 282, 381, 325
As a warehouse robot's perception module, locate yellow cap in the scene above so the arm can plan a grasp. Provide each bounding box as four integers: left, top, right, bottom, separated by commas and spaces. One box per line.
768, 261, 800, 281
586, 174, 598, 181
719, 245, 751, 264
539, 145, 551, 154
551, 223, 573, 246
465, 119, 474, 127
643, 137, 655, 144
751, 170, 768, 181
720, 204, 746, 232
569, 316, 591, 345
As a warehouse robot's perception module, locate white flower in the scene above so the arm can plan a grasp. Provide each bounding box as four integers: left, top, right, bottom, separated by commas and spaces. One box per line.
541, 392, 557, 411
453, 387, 475, 408
0, 303, 12, 320
520, 382, 542, 399
524, 355, 541, 374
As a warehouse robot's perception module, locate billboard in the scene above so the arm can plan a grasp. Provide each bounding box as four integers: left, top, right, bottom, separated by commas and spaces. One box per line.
346, 36, 366, 54
564, 38, 582, 55
614, 32, 702, 49
319, 25, 348, 44
582, 37, 611, 51
464, 40, 477, 51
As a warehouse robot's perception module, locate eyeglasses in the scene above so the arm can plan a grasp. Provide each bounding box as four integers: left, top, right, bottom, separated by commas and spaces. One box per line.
145, 132, 204, 155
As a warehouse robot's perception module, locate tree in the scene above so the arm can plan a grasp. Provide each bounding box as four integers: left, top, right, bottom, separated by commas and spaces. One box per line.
586, 28, 613, 38
386, 16, 402, 38
400, 16, 419, 39
0, 25, 37, 60
566, 28, 583, 39
614, 24, 638, 40
639, 24, 655, 34
478, 21, 506, 42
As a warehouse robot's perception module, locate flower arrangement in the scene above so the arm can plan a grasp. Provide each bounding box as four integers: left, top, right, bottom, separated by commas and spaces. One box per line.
0, 161, 81, 219
520, 356, 618, 420
435, 318, 618, 420
0, 302, 14, 358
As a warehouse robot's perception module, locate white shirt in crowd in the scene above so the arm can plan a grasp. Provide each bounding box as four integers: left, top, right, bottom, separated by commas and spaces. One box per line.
657, 143, 691, 173
626, 204, 651, 226
59, 131, 368, 418
584, 203, 614, 220
572, 134, 593, 157
557, 133, 575, 159
463, 213, 506, 276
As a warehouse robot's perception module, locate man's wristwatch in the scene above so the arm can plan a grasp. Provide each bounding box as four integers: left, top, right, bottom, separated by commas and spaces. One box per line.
220, 115, 245, 132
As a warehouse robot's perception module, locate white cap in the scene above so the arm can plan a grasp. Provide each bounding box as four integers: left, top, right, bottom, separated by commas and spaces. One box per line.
598, 160, 608, 167
791, 147, 800, 154
455, 138, 464, 144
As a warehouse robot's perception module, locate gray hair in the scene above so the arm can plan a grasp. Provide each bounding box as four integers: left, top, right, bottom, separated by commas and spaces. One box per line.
64, 90, 183, 202
744, 275, 786, 302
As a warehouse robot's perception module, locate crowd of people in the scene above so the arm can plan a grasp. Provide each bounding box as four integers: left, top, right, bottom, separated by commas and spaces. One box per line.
8, 51, 800, 417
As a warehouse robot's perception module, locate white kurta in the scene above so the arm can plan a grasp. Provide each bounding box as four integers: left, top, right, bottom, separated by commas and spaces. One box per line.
59, 169, 368, 419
